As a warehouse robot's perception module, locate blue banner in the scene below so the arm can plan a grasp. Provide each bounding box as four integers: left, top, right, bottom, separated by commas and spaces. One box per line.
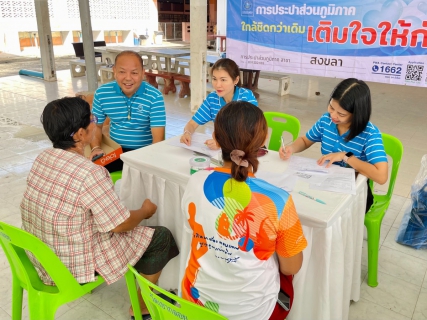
227, 0, 427, 86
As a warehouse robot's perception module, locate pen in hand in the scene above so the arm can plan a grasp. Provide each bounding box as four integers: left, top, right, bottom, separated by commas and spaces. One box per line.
281, 136, 286, 150
298, 191, 327, 205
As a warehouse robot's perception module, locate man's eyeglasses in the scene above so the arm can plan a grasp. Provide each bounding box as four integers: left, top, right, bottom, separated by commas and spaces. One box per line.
70, 114, 98, 137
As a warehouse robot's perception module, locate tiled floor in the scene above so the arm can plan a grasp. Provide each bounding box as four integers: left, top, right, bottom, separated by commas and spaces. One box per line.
0, 69, 427, 320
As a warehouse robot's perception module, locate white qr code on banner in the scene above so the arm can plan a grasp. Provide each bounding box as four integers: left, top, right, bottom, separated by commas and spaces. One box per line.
405, 64, 424, 81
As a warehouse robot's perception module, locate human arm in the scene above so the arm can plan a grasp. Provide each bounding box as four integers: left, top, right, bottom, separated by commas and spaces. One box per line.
278, 252, 303, 275
317, 128, 389, 184
149, 90, 166, 144
318, 153, 388, 184
89, 91, 107, 160
151, 127, 165, 144
279, 116, 324, 160
276, 196, 307, 274
180, 119, 199, 146
89, 124, 104, 160
279, 136, 315, 160
111, 199, 157, 233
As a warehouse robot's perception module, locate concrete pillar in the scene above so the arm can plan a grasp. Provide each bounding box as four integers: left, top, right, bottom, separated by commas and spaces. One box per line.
217, 0, 227, 36
190, 0, 207, 113
216, 0, 227, 54
78, 0, 98, 91
34, 0, 57, 81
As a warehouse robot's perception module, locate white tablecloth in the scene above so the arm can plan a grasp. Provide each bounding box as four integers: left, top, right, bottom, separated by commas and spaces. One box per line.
120, 137, 367, 320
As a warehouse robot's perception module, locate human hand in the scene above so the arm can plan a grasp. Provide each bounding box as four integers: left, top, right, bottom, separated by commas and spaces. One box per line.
180, 132, 192, 146
317, 152, 345, 168
205, 139, 220, 150
141, 199, 157, 220
279, 145, 293, 160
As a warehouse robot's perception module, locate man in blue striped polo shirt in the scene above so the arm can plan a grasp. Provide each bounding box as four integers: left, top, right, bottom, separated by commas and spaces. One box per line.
90, 50, 166, 172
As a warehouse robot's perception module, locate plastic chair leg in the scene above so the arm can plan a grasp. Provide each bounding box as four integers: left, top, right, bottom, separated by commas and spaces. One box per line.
125, 270, 143, 320
11, 280, 23, 320
366, 222, 381, 287
28, 294, 57, 320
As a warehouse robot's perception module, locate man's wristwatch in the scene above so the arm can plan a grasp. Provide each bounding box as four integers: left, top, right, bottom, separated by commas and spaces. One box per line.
343, 152, 354, 164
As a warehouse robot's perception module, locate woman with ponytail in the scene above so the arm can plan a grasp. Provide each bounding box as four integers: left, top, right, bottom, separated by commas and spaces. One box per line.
181, 101, 307, 320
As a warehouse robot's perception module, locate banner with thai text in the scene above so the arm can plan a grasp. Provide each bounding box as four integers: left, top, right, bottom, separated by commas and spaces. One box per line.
227, 0, 427, 87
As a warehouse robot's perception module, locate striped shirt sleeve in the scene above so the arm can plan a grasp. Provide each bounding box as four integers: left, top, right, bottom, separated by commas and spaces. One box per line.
92, 89, 107, 124
192, 94, 215, 125
241, 89, 258, 106
147, 88, 166, 128
364, 127, 387, 164
306, 116, 324, 142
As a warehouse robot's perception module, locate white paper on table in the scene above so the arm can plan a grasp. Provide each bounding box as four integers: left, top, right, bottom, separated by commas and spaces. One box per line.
256, 170, 297, 193
291, 171, 329, 184
309, 168, 356, 195
167, 132, 221, 158
287, 156, 329, 173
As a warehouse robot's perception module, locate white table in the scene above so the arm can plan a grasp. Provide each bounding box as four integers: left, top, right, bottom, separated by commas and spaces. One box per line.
120, 137, 367, 320
139, 48, 190, 73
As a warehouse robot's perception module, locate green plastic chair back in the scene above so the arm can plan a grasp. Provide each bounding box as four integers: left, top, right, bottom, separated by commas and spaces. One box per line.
0, 221, 105, 320
125, 264, 227, 320
364, 133, 403, 287
110, 170, 122, 184
264, 112, 301, 151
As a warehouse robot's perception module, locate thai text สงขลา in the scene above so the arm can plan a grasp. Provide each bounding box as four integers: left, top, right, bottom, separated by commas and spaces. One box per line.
255, 4, 356, 19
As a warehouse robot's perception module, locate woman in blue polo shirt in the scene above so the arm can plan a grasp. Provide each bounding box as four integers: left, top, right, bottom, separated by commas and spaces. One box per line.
279, 78, 388, 212
180, 58, 258, 149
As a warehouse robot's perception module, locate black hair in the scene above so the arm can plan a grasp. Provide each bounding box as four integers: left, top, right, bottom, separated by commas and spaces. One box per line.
214, 101, 267, 182
330, 78, 371, 141
211, 58, 242, 87
115, 50, 145, 69
40, 96, 91, 150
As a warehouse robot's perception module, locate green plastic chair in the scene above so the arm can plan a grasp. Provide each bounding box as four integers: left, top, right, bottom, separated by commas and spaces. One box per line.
110, 170, 122, 184
0, 221, 105, 320
364, 133, 403, 287
264, 112, 301, 151
125, 264, 227, 320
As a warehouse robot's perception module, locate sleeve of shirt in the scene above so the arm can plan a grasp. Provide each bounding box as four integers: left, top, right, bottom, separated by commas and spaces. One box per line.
92, 89, 107, 124
79, 166, 130, 233
241, 88, 258, 106
149, 91, 166, 128
365, 128, 388, 164
305, 116, 324, 143
276, 196, 307, 257
192, 94, 214, 125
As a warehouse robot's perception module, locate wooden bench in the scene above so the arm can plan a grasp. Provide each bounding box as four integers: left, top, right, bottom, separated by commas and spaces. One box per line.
69, 59, 105, 81
144, 69, 177, 95
100, 65, 114, 84
174, 74, 191, 98
259, 72, 291, 96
